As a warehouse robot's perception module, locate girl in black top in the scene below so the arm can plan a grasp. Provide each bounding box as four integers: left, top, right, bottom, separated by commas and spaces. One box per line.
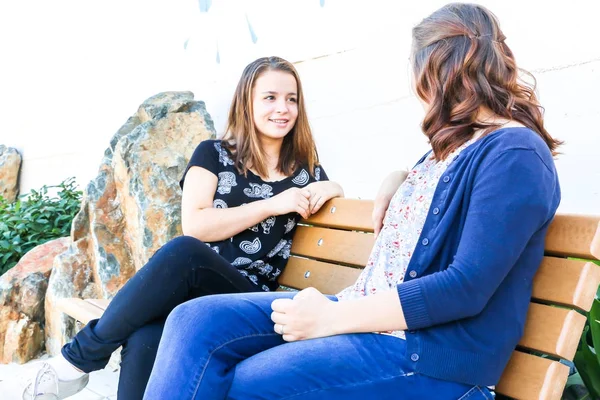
24, 56, 343, 400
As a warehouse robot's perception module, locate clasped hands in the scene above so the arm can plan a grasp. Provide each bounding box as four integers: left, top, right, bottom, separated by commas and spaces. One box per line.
268, 181, 340, 220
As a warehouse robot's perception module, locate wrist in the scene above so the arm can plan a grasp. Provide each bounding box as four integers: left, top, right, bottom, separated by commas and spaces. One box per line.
256, 198, 276, 218
333, 182, 344, 198
328, 300, 350, 336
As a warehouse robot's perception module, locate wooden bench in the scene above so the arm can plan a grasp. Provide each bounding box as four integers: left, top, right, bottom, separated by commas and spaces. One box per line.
58, 198, 600, 400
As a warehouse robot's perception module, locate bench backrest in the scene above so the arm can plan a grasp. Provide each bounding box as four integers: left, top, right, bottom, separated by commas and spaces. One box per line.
280, 198, 600, 400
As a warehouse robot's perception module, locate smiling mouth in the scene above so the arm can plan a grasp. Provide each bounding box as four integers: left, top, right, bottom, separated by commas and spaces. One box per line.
269, 119, 289, 124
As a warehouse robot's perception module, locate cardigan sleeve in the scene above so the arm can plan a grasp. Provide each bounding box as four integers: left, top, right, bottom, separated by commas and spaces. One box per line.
397, 148, 559, 330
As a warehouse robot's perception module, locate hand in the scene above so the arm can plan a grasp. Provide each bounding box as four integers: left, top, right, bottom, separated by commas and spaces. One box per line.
373, 171, 408, 238
267, 187, 311, 219
271, 287, 337, 341
306, 181, 344, 215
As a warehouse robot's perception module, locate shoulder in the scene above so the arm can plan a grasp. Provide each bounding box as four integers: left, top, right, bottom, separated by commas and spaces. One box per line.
288, 165, 312, 186
193, 139, 223, 153
474, 127, 555, 171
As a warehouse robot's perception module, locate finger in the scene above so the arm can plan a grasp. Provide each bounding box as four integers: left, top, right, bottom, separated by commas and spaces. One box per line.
299, 196, 310, 208
373, 220, 382, 239
311, 196, 324, 214
294, 287, 318, 300
308, 194, 316, 212
282, 334, 298, 342
270, 311, 289, 325
297, 205, 309, 220
271, 298, 293, 313
300, 189, 311, 198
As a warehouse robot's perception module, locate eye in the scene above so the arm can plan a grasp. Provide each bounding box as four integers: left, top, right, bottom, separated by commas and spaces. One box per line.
288, 97, 297, 103
264, 95, 275, 100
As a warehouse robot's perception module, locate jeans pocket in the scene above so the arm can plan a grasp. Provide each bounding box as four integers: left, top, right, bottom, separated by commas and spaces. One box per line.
457, 385, 495, 400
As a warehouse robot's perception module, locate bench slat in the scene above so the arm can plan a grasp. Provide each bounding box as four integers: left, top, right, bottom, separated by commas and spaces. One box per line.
57, 298, 105, 325
291, 226, 374, 267
544, 214, 600, 259
302, 198, 374, 232
496, 351, 570, 400
518, 303, 586, 360
533, 258, 600, 311
85, 299, 110, 311
278, 257, 362, 294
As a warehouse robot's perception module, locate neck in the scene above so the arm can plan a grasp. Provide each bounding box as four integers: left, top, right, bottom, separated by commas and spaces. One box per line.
259, 137, 283, 169
475, 107, 524, 130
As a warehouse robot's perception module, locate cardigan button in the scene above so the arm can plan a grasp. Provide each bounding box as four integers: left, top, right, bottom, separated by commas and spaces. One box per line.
409, 330, 416, 334
421, 238, 429, 246
409, 270, 417, 278
410, 353, 420, 362
443, 176, 450, 183
432, 207, 440, 215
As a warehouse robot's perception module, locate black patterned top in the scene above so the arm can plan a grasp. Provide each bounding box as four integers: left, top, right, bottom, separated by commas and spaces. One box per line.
180, 140, 328, 291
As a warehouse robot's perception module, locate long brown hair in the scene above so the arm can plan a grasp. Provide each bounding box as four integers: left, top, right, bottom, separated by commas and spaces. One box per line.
221, 56, 318, 178
411, 3, 562, 160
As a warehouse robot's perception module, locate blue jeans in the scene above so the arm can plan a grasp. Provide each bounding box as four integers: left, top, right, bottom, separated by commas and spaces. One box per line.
61, 236, 259, 399
144, 292, 494, 399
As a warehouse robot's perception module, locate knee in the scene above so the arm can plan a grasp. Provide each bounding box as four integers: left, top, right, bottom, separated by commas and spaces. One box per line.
149, 235, 213, 271
162, 235, 207, 253
163, 295, 238, 339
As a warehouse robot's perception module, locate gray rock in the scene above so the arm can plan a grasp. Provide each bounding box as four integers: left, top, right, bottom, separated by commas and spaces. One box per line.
0, 145, 22, 203
45, 92, 216, 355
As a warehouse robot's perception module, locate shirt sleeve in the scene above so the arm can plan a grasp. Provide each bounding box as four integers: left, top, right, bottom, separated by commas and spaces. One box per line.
315, 164, 329, 182
397, 148, 560, 330
180, 140, 220, 189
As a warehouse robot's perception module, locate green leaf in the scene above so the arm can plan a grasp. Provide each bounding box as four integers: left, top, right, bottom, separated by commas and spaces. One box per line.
574, 325, 600, 398
589, 299, 600, 366
0, 240, 10, 250
1, 252, 12, 264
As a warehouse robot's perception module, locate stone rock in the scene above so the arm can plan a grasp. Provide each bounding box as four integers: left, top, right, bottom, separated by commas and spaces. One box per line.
0, 237, 69, 364
45, 91, 216, 355
0, 145, 22, 203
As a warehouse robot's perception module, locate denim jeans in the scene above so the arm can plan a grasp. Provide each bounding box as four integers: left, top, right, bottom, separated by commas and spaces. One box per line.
61, 236, 259, 399
144, 292, 495, 399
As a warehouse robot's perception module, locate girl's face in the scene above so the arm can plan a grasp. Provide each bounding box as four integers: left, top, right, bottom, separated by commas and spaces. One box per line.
251, 70, 299, 142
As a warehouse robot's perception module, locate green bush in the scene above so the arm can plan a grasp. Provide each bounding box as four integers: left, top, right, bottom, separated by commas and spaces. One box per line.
0, 177, 82, 275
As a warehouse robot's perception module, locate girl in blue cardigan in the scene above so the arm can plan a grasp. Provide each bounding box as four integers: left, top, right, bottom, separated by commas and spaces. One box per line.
143, 4, 562, 399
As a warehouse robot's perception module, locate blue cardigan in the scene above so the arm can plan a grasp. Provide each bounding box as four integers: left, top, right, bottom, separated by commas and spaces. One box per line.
396, 127, 561, 386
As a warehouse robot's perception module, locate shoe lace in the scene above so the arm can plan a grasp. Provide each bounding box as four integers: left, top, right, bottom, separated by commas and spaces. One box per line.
30, 363, 59, 397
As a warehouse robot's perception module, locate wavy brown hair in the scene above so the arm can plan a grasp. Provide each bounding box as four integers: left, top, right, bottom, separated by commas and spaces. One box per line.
221, 56, 319, 178
411, 3, 562, 160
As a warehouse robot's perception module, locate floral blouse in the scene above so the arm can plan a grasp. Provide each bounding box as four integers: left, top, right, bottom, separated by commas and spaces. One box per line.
336, 140, 475, 339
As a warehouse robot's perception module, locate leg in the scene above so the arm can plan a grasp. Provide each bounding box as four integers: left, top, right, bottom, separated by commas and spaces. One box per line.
62, 235, 258, 372
118, 320, 165, 400
143, 292, 296, 400
227, 335, 494, 400
143, 292, 494, 400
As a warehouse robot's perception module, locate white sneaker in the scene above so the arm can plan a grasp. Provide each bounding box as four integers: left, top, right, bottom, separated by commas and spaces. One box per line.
22, 363, 89, 400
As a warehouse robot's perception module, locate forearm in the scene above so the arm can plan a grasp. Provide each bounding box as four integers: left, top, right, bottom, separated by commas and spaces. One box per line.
183, 200, 274, 242
331, 290, 407, 335
328, 181, 344, 199
377, 170, 408, 200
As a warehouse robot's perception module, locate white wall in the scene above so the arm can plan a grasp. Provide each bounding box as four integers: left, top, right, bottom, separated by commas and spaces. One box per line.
1, 0, 599, 214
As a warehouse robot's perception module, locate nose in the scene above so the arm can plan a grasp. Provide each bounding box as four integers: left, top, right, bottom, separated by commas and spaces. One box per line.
275, 98, 289, 114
